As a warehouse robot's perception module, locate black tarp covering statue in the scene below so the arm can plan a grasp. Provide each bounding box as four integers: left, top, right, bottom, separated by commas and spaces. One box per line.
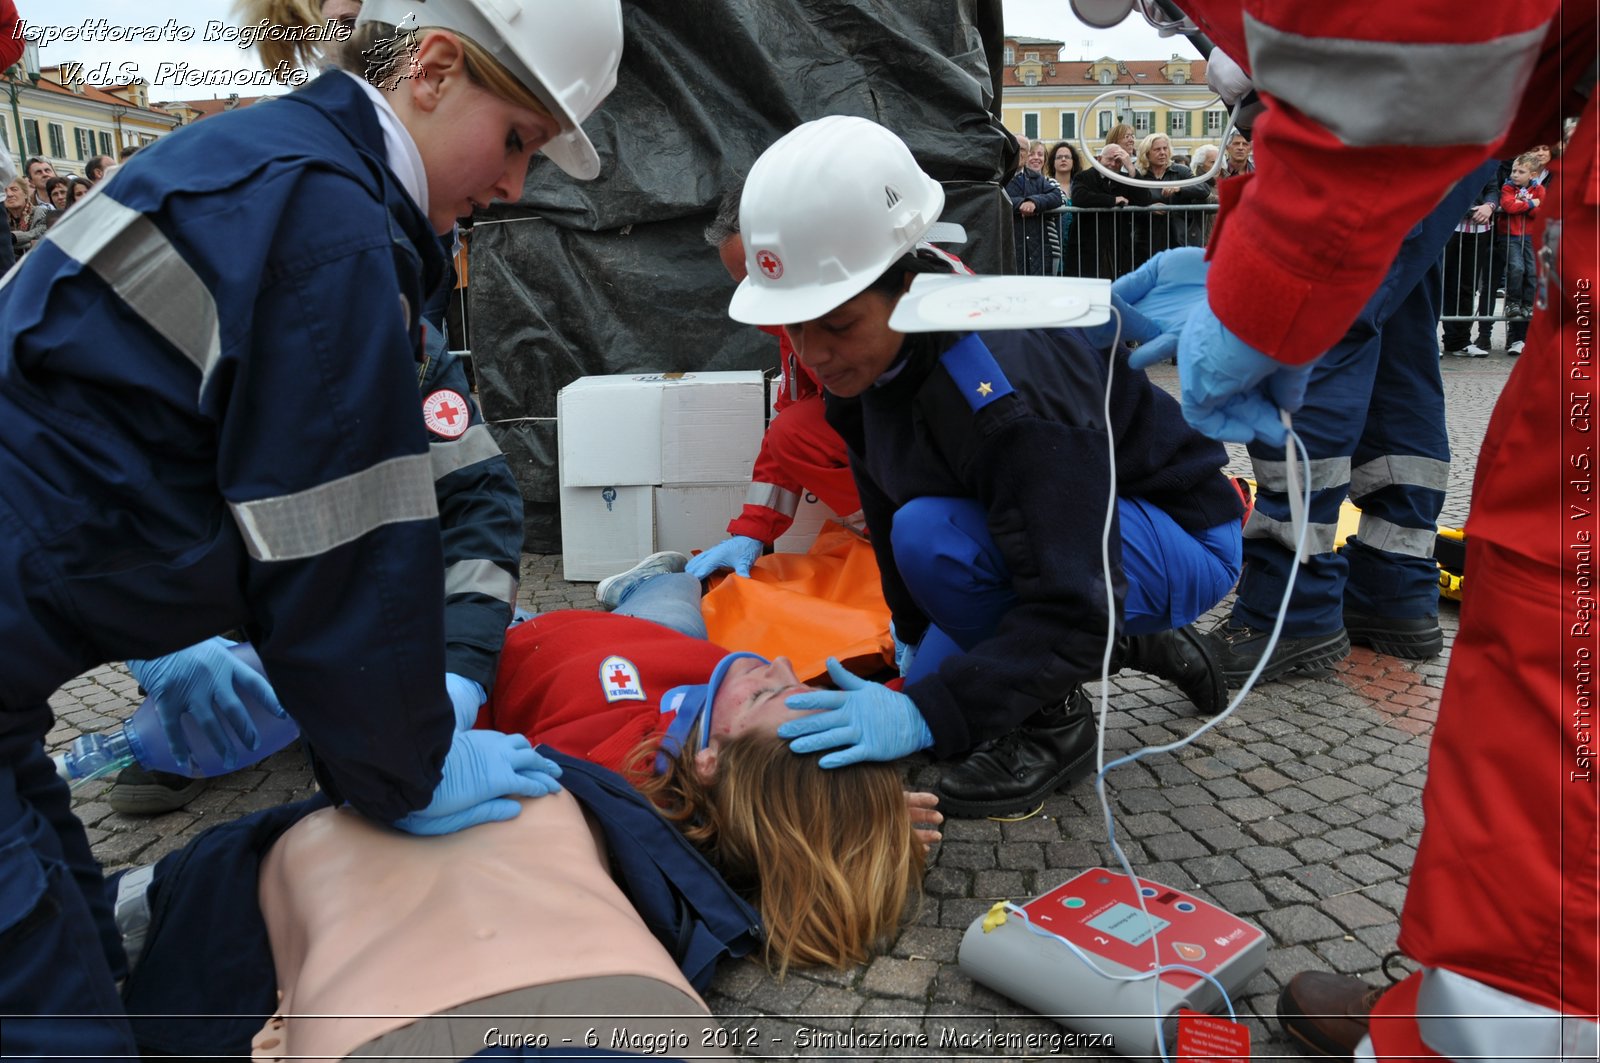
468, 0, 1015, 551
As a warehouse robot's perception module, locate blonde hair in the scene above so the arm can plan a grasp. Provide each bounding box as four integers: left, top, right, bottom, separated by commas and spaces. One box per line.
1105, 122, 1135, 148
5, 177, 30, 210
340, 20, 552, 122
1135, 132, 1171, 175
630, 733, 924, 976
234, 0, 335, 74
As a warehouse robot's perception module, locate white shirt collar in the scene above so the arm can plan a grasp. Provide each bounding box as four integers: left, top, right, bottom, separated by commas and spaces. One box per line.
341, 70, 430, 224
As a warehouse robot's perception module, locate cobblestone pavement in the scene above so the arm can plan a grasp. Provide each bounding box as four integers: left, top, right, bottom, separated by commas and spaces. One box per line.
51, 351, 1518, 1059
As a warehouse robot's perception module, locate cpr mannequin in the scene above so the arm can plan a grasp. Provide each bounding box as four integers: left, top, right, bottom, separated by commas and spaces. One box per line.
253, 790, 725, 1062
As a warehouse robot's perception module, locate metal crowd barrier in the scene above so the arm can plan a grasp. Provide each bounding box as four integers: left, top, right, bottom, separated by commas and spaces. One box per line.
1011, 205, 1533, 333
1010, 204, 1218, 279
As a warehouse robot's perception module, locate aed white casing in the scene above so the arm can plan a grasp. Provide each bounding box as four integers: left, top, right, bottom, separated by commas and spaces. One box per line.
958, 868, 1268, 1058
887, 274, 1112, 333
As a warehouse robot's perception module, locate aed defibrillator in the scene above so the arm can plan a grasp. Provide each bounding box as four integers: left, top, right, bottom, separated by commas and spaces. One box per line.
958, 868, 1268, 1059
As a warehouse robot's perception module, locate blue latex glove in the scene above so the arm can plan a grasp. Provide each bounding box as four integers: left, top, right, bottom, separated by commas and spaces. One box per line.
778, 658, 934, 769
1118, 247, 1210, 365
685, 535, 764, 579
889, 621, 918, 679
1081, 291, 1161, 351
393, 729, 563, 836
128, 637, 287, 773
444, 672, 486, 732
1166, 304, 1312, 445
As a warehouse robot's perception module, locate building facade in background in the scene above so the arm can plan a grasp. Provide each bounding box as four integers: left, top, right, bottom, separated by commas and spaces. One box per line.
1001, 35, 1220, 159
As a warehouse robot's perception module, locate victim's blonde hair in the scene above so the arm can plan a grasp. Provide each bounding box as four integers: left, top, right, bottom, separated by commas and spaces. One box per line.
630, 733, 924, 977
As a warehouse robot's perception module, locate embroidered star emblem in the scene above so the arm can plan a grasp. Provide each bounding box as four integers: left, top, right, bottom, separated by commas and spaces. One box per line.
976, 381, 994, 397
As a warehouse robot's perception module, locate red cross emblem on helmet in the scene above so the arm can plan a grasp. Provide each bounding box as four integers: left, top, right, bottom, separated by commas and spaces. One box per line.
756, 250, 784, 280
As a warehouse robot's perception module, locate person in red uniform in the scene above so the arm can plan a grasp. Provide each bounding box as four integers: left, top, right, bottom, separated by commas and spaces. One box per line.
690, 186, 864, 578
1103, 1, 1597, 1058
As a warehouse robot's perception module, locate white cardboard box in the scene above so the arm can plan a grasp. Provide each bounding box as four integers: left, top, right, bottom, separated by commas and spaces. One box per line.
559, 484, 654, 582
558, 371, 766, 488
654, 484, 748, 557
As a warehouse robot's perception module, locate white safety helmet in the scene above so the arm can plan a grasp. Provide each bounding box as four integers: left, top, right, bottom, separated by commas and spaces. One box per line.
358, 0, 624, 180
729, 115, 945, 326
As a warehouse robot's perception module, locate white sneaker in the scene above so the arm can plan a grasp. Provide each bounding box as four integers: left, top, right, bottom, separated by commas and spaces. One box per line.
1508, 340, 1525, 355
595, 551, 689, 610
1463, 343, 1488, 357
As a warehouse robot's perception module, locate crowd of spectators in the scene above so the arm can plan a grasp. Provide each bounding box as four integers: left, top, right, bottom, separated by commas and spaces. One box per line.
1004, 127, 1245, 279
5, 153, 117, 268
1002, 118, 1571, 359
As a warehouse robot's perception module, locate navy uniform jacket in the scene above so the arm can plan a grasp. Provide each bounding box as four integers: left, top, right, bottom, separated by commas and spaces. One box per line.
0, 72, 454, 822
826, 329, 1241, 756
417, 325, 522, 691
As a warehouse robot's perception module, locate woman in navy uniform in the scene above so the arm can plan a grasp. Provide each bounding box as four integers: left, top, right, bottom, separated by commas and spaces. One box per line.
728, 116, 1242, 819
0, 1, 622, 1053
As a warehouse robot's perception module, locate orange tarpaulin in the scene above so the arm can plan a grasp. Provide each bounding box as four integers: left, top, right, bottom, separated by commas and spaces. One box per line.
700, 522, 893, 683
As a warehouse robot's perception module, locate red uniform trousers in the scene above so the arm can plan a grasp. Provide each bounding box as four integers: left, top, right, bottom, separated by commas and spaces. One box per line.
1370, 100, 1599, 1057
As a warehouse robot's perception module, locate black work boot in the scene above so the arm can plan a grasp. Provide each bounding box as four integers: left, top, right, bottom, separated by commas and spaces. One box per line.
1213, 621, 1351, 686
934, 689, 1097, 819
1343, 610, 1444, 660
1117, 625, 1229, 715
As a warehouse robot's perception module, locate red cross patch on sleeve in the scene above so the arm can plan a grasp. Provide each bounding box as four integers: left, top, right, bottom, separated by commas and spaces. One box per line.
421, 389, 470, 439
599, 656, 646, 702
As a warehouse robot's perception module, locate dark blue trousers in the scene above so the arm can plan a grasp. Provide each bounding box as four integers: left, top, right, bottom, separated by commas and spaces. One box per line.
0, 736, 136, 1058
893, 496, 1240, 683
1232, 164, 1495, 636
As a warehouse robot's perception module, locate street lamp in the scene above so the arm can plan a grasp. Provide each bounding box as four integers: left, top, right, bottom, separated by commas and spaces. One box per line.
7, 42, 41, 174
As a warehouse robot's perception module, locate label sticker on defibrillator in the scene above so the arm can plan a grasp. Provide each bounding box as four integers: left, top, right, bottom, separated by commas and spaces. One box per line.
422, 389, 470, 439
599, 656, 646, 702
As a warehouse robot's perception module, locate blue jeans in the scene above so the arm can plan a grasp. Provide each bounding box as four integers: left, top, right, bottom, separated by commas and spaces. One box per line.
612, 572, 706, 640
890, 496, 1241, 684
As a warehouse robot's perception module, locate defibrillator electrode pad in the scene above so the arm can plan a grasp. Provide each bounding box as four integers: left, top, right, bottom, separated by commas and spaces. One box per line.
888, 275, 1112, 333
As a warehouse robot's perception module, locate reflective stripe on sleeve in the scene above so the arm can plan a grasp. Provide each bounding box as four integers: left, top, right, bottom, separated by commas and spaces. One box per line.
429, 423, 503, 481
1348, 454, 1450, 502
1244, 508, 1337, 555
1416, 967, 1599, 1062
1354, 514, 1437, 558
444, 558, 518, 605
1244, 15, 1546, 147
229, 453, 437, 562
745, 481, 800, 517
1252, 455, 1350, 494
45, 193, 223, 386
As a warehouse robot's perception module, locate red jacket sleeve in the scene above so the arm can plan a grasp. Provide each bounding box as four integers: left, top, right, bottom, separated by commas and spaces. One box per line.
730, 327, 818, 542
1182, 0, 1562, 365
0, 2, 22, 74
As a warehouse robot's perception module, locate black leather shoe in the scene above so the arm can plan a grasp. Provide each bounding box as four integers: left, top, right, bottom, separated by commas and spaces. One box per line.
934, 689, 1096, 819
1343, 610, 1443, 659
1119, 625, 1228, 715
1214, 621, 1351, 686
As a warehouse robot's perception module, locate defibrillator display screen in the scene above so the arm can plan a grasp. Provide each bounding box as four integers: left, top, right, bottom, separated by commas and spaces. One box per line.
1086, 902, 1171, 946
